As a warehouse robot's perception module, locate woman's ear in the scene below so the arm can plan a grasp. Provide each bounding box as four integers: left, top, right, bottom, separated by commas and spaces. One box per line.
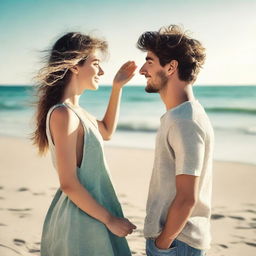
70, 65, 79, 75
167, 60, 178, 76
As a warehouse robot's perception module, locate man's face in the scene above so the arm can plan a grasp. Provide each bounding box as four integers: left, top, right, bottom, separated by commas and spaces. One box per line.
139, 51, 168, 93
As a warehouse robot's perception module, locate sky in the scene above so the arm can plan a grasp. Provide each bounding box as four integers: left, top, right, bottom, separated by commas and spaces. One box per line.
0, 0, 255, 86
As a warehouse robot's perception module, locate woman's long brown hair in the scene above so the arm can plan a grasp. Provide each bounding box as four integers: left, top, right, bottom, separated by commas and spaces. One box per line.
31, 32, 107, 155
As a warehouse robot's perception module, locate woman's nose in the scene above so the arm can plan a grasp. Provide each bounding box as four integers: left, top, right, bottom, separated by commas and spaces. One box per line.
99, 66, 104, 76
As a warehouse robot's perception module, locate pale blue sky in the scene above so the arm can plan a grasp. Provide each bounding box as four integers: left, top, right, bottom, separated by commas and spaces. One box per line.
0, 0, 255, 85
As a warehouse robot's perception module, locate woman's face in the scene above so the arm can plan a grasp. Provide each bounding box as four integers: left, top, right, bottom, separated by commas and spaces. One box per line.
76, 49, 104, 91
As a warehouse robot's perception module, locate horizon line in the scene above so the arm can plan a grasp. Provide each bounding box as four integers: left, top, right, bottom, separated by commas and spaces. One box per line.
1, 84, 256, 87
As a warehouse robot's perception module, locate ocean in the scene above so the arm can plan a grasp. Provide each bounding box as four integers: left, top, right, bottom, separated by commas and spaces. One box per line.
0, 85, 256, 165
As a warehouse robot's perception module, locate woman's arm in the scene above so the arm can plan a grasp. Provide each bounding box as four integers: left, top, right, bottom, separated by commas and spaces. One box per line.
50, 106, 136, 236
97, 61, 137, 140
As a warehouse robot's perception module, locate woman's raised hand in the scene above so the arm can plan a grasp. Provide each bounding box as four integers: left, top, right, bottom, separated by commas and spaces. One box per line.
105, 216, 137, 237
113, 61, 137, 89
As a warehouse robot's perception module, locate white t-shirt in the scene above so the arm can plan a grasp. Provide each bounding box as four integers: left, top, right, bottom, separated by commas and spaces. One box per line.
144, 100, 214, 250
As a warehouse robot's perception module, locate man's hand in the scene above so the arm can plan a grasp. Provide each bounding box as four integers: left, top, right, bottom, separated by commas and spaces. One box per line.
155, 232, 174, 250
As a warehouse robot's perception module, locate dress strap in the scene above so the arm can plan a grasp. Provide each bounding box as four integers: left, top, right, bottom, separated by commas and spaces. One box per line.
46, 103, 66, 147
46, 103, 90, 147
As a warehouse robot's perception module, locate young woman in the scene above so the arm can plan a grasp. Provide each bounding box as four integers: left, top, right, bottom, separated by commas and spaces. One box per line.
32, 32, 137, 256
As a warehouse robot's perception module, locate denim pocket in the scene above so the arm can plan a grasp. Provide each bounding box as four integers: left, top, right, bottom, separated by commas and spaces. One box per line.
150, 239, 177, 255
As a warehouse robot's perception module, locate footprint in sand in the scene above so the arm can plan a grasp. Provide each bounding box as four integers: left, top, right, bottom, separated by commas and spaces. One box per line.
235, 226, 252, 229
17, 187, 29, 192
33, 192, 46, 196
0, 186, 3, 190
245, 209, 256, 214
218, 244, 228, 248
249, 222, 256, 228
232, 235, 245, 239
0, 223, 7, 226
13, 238, 26, 246
245, 242, 256, 247
28, 248, 40, 253
19, 213, 31, 218
131, 250, 146, 255
13, 240, 40, 253
228, 215, 245, 220
7, 208, 32, 212
211, 214, 225, 220
7, 208, 32, 218
0, 196, 5, 200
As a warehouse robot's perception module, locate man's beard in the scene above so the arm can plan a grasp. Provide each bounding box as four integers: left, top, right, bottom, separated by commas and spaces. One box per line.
145, 70, 168, 93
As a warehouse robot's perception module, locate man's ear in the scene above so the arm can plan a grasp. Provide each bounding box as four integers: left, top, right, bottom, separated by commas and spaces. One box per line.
166, 60, 178, 76
70, 65, 79, 75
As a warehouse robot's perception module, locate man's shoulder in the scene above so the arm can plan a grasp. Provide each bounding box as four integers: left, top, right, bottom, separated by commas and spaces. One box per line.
164, 107, 194, 126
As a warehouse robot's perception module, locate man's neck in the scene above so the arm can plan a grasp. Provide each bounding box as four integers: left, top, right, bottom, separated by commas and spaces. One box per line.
159, 81, 195, 111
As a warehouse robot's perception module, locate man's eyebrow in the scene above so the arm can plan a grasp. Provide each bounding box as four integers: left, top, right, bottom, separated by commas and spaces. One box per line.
92, 58, 100, 61
146, 57, 154, 61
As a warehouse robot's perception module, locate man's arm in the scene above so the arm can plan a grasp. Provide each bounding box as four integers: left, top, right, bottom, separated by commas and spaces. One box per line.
155, 174, 199, 249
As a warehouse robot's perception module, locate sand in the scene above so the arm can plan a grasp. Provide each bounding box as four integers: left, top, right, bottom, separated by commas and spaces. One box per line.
0, 136, 255, 256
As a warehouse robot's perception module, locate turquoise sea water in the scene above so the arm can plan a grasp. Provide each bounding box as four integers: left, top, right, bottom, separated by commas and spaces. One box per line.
0, 85, 256, 165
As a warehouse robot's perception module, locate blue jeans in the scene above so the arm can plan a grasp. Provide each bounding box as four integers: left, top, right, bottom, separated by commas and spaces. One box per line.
146, 238, 206, 256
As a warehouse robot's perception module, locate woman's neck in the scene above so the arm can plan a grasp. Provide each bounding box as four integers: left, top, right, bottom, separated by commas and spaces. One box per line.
61, 80, 82, 108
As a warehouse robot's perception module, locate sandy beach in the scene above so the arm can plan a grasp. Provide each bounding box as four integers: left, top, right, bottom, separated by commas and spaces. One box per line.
0, 136, 255, 256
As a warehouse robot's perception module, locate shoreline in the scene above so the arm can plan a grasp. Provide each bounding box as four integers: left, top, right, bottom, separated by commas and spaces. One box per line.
1, 135, 256, 167
0, 136, 256, 256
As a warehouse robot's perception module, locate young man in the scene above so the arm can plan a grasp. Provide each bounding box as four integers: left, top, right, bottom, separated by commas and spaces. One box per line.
137, 25, 214, 256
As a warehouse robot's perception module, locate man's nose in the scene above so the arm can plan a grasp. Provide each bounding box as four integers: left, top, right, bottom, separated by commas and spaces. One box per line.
139, 64, 146, 75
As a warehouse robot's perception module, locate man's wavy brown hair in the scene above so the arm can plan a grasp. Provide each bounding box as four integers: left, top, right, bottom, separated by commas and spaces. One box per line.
137, 25, 206, 83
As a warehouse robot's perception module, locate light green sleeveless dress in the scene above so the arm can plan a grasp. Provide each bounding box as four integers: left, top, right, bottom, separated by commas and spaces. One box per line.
41, 103, 131, 256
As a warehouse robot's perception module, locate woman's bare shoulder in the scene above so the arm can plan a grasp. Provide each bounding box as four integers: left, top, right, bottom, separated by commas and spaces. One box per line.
50, 106, 80, 133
